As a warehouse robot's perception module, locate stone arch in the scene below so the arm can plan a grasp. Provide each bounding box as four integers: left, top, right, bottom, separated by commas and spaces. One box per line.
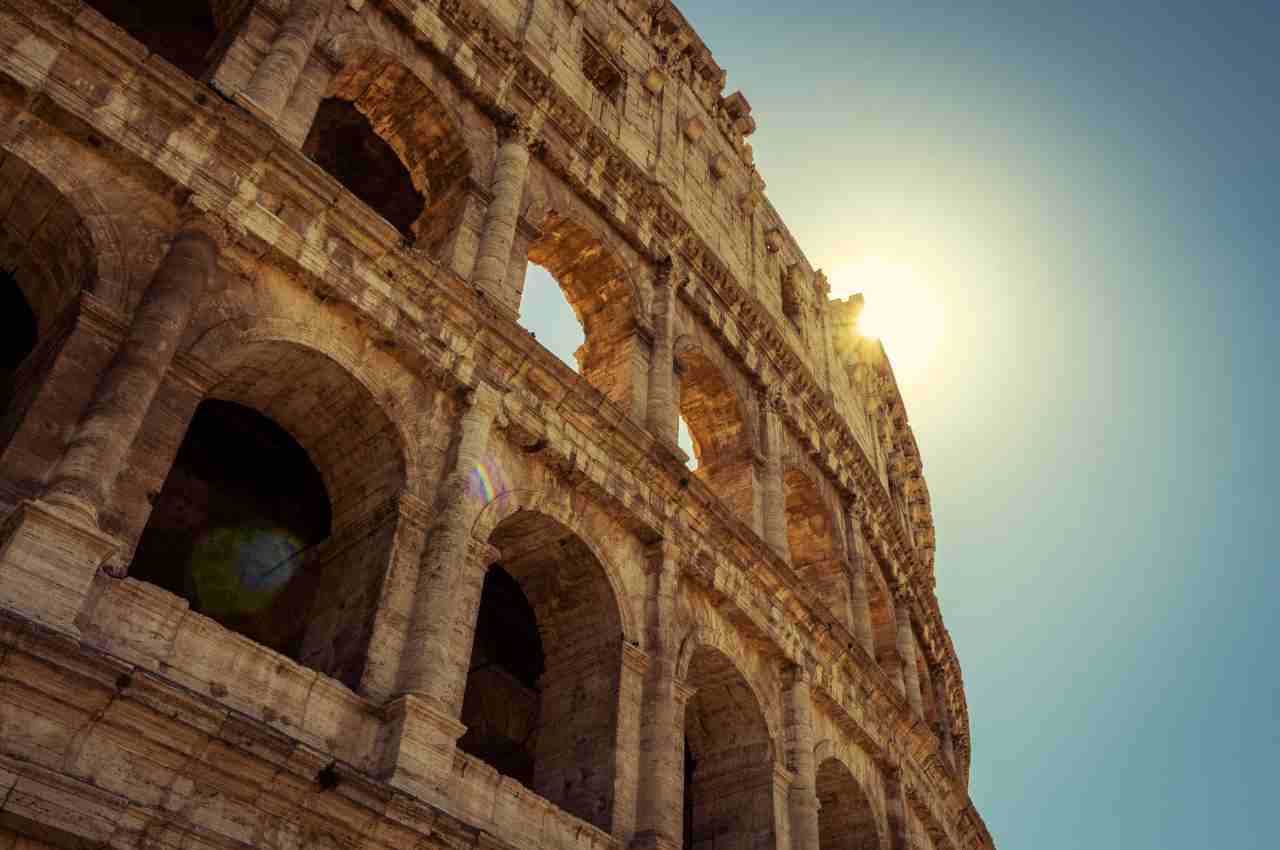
129, 330, 410, 690
303, 42, 476, 251
0, 143, 128, 506
678, 632, 779, 850
516, 169, 647, 413
459, 504, 628, 831
783, 463, 856, 630
469, 486, 639, 646
864, 557, 900, 682
813, 751, 886, 850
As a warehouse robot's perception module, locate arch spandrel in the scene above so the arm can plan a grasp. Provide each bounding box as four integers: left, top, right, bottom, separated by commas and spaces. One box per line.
464, 452, 642, 649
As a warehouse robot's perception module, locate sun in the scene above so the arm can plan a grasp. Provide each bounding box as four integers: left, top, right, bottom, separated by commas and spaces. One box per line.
829, 258, 944, 386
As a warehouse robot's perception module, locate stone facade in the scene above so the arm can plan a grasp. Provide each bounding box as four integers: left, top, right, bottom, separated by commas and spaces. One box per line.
0, 3, 994, 850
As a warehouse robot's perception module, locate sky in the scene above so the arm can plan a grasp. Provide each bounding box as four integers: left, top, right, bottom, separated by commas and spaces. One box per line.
519, 3, 1278, 847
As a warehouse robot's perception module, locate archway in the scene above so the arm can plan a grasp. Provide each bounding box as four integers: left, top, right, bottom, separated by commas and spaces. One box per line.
520, 211, 641, 413
866, 568, 900, 684
0, 153, 97, 498
459, 509, 625, 831
304, 50, 472, 250
784, 467, 853, 629
682, 646, 776, 850
130, 340, 407, 690
816, 757, 882, 850
674, 339, 756, 522
84, 1, 237, 80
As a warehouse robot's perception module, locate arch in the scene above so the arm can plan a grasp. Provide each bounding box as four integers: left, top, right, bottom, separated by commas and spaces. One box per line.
0, 148, 114, 500
83, 1, 232, 81
130, 336, 409, 689
865, 561, 900, 681
680, 639, 778, 850
517, 172, 646, 412
469, 487, 639, 646
783, 464, 855, 630
459, 507, 626, 831
815, 755, 885, 850
304, 45, 475, 251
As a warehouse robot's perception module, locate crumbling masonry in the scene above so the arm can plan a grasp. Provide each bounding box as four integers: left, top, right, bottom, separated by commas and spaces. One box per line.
0, 3, 997, 850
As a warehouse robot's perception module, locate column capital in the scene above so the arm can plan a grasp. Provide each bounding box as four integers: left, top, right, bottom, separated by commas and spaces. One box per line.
495, 111, 541, 148
176, 207, 231, 252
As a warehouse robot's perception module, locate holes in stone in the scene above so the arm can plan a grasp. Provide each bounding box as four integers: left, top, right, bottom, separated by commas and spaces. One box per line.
85, 1, 221, 80
581, 36, 624, 102
302, 98, 425, 241
459, 510, 623, 831
130, 399, 333, 666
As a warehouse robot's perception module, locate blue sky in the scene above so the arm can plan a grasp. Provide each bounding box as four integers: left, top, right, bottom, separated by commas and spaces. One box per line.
519, 3, 1278, 846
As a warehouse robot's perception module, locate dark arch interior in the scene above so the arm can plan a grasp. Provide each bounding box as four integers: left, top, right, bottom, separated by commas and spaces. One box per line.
816, 757, 881, 850
458, 563, 544, 785
458, 509, 623, 830
682, 647, 775, 850
130, 399, 333, 657
85, 1, 226, 80
0, 269, 37, 419
303, 98, 425, 240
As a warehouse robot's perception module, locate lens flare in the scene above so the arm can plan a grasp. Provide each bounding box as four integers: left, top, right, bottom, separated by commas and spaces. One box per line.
468, 455, 509, 504
188, 526, 305, 617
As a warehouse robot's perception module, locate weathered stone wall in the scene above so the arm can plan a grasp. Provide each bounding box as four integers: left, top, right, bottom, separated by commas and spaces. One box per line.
0, 5, 993, 850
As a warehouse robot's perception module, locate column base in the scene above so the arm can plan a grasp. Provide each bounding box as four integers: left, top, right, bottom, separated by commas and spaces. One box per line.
0, 499, 118, 634
376, 693, 467, 799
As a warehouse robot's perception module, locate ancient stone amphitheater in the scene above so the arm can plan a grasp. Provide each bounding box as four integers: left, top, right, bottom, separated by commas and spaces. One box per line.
0, 3, 996, 850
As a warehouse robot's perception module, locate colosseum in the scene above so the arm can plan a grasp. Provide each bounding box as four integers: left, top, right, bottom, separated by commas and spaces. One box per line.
0, 3, 996, 850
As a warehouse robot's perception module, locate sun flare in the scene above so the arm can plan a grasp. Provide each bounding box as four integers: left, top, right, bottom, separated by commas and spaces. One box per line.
830, 258, 944, 385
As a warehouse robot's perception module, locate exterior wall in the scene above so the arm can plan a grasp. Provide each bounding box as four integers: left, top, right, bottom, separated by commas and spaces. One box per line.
0, 6, 992, 850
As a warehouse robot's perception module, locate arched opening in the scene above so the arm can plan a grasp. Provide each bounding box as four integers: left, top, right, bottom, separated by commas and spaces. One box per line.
518, 264, 587, 370
784, 467, 854, 629
84, 1, 237, 80
304, 51, 472, 250
682, 646, 776, 850
520, 212, 640, 412
674, 341, 756, 520
460, 509, 625, 831
816, 757, 882, 850
866, 569, 900, 683
130, 341, 407, 690
0, 154, 97, 500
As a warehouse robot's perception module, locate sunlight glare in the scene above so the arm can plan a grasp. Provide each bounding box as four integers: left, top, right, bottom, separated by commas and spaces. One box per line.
831, 258, 944, 386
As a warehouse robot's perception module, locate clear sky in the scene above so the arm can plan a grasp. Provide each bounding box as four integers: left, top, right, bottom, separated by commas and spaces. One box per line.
519, 3, 1278, 847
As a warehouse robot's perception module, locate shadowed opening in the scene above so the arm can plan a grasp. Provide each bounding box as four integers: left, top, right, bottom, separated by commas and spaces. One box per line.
0, 154, 96, 503
816, 757, 882, 850
131, 341, 407, 690
682, 646, 776, 850
85, 1, 237, 80
306, 50, 472, 252
460, 509, 624, 831
867, 568, 899, 681
675, 340, 755, 517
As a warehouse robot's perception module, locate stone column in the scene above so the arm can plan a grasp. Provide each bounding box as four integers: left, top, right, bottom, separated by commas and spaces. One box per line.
0, 216, 224, 632
471, 118, 534, 316
761, 392, 790, 562
645, 255, 679, 448
239, 0, 330, 123
381, 536, 498, 796
884, 767, 909, 850
631, 540, 687, 850
894, 589, 925, 719
783, 665, 820, 850
613, 641, 649, 845
379, 385, 501, 794
846, 519, 876, 657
